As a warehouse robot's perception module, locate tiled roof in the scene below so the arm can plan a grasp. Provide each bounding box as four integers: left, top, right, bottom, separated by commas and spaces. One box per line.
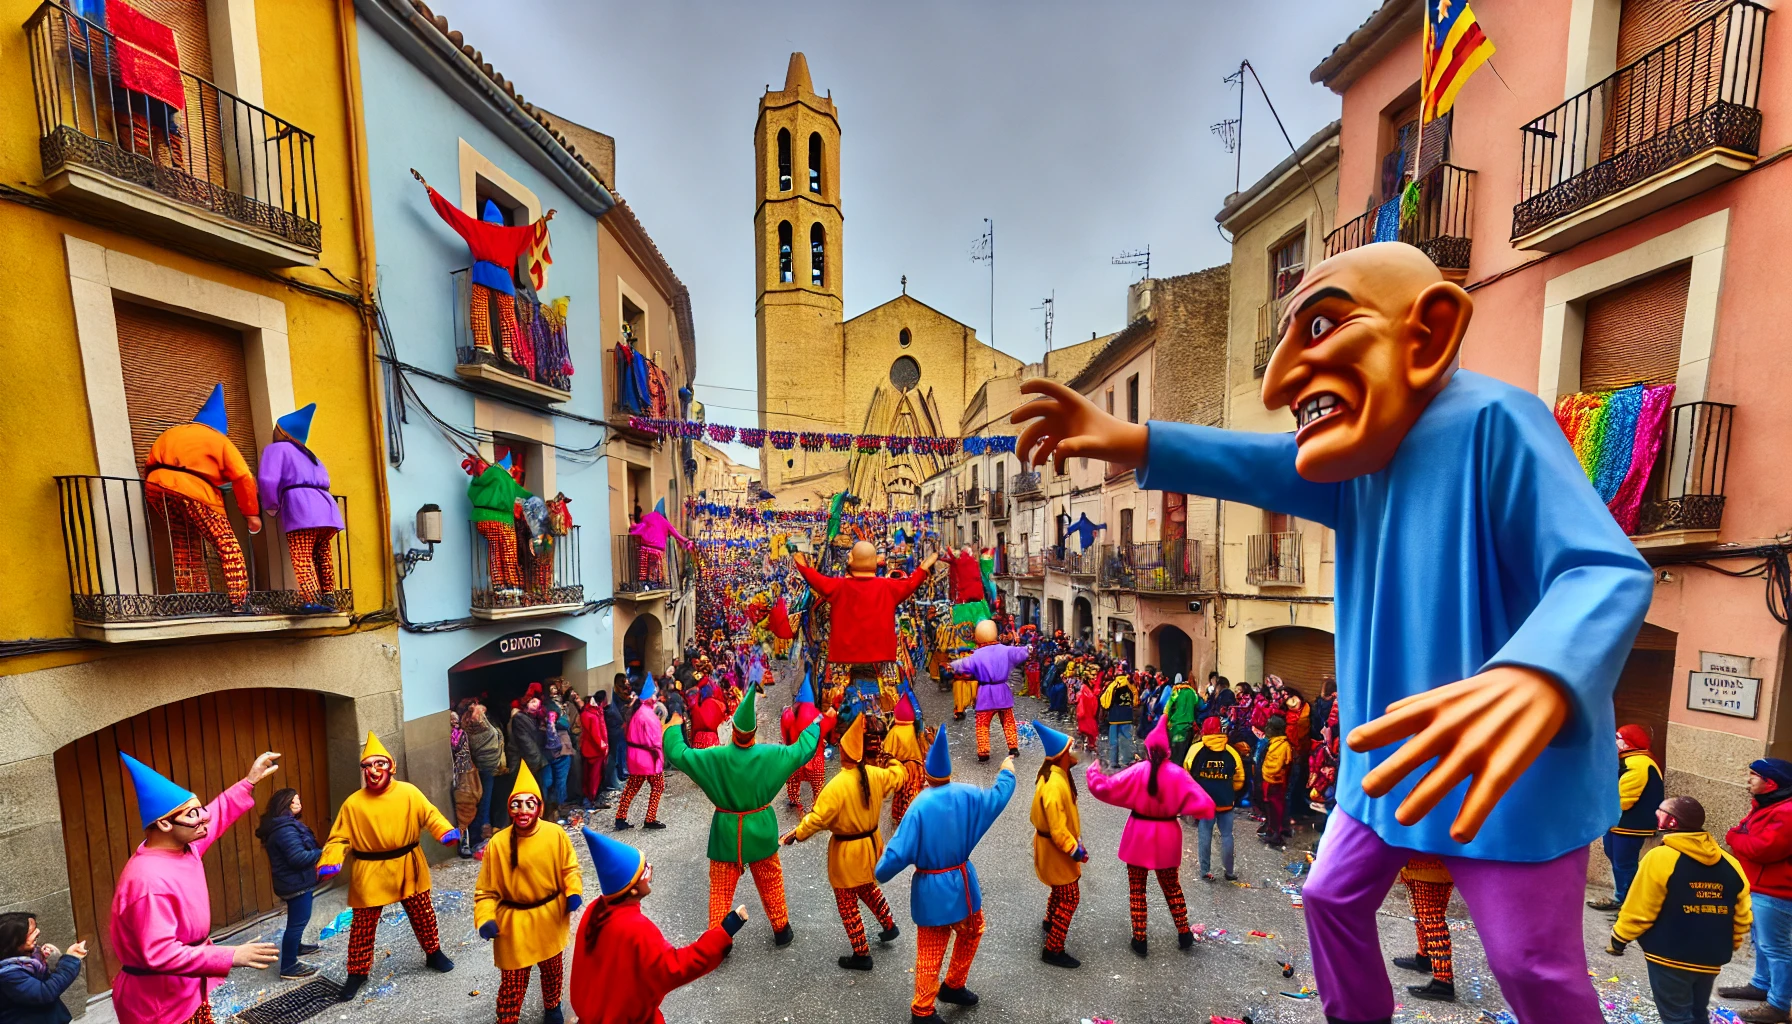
1310, 0, 1421, 91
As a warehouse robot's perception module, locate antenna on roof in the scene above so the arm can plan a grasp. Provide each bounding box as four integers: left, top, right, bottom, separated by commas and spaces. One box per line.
1111, 247, 1150, 282
1031, 292, 1055, 351
1221, 66, 1245, 193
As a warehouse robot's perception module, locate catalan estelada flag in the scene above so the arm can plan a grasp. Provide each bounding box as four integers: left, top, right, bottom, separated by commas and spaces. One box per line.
1423, 0, 1495, 122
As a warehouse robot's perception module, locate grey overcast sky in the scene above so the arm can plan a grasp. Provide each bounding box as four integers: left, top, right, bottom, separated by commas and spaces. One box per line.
424, 0, 1382, 429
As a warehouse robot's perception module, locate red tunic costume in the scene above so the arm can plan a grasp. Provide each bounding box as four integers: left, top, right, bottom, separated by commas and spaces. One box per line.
938, 551, 987, 605
689, 693, 727, 749
794, 563, 928, 664
568, 903, 729, 1024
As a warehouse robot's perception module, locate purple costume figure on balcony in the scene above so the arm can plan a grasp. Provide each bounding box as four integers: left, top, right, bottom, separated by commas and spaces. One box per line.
258, 403, 345, 612
629, 498, 692, 588
1011, 243, 1654, 1024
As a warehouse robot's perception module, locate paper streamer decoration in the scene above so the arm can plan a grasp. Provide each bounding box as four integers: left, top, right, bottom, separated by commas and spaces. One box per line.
1553, 382, 1674, 534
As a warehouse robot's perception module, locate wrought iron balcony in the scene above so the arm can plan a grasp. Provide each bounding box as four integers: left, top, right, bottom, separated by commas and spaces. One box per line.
1128, 539, 1202, 594
614, 533, 681, 600
988, 494, 1009, 521
1252, 294, 1292, 379
470, 523, 583, 619
453, 269, 575, 404
1246, 531, 1303, 586
56, 475, 352, 641
1325, 164, 1476, 271
1003, 544, 1043, 578
1512, 1, 1769, 248
25, 3, 320, 261
1635, 401, 1733, 536
1011, 471, 1043, 498
961, 486, 985, 509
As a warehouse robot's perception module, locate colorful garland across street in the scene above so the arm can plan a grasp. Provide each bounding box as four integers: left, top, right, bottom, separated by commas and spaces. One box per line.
629, 416, 1019, 455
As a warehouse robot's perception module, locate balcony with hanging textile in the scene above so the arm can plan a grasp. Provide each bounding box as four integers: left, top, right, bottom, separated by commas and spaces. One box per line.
1129, 539, 1202, 594
607, 330, 677, 441
1011, 470, 1043, 498
56, 475, 352, 642
1511, 2, 1769, 250
451, 269, 574, 405
1554, 386, 1733, 545
1325, 164, 1476, 273
25, 3, 321, 266
470, 522, 583, 620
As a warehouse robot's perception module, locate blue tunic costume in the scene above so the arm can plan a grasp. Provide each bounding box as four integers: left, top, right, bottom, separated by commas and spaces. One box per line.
1138, 371, 1653, 862
875, 768, 1015, 926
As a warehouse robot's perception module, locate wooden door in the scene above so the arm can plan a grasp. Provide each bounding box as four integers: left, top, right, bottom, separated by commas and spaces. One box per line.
1614, 622, 1677, 770
54, 689, 332, 993
1261, 627, 1337, 698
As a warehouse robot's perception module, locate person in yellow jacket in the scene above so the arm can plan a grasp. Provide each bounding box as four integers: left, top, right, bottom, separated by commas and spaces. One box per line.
949, 665, 977, 721
1100, 672, 1140, 765
1258, 715, 1293, 847
885, 693, 927, 828
1028, 720, 1087, 970
782, 715, 908, 971
474, 761, 582, 1024
1591, 724, 1665, 911
318, 733, 460, 1002
1608, 796, 1751, 1024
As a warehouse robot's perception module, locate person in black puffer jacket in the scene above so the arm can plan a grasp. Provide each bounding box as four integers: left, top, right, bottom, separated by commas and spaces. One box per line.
0, 912, 85, 1024
255, 787, 323, 979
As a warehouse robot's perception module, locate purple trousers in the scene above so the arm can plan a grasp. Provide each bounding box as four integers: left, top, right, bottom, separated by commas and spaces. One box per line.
1304, 810, 1601, 1024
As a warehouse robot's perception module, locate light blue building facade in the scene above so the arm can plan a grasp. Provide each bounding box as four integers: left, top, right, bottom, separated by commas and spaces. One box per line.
355, 0, 615, 808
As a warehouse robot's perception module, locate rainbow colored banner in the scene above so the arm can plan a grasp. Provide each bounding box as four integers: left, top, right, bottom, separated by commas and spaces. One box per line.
1553, 383, 1675, 534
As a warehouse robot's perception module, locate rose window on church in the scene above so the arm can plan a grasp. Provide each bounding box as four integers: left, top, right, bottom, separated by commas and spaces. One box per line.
890, 356, 921, 391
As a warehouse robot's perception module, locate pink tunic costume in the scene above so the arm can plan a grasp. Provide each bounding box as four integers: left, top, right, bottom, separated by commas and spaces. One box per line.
1084, 722, 1214, 870
625, 702, 666, 775
628, 510, 690, 552
109, 778, 256, 1024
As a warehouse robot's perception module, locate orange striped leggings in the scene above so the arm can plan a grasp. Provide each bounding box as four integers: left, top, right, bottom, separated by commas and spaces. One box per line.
1043, 881, 1079, 954
834, 882, 895, 956
496, 952, 563, 1024
286, 527, 337, 601
891, 764, 923, 827
154, 491, 248, 605
974, 708, 1018, 757
470, 283, 523, 363
786, 758, 825, 813
912, 910, 984, 1017
477, 520, 521, 590
1404, 876, 1454, 982
1127, 865, 1190, 942
708, 856, 790, 932
616, 773, 662, 824
347, 890, 440, 976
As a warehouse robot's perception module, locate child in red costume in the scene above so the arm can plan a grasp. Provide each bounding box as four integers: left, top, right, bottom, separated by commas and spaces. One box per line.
780, 674, 833, 814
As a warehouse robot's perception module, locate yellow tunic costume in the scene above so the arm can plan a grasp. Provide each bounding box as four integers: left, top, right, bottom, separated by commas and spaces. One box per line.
883, 721, 923, 774
1030, 763, 1083, 886
474, 763, 583, 971
319, 735, 455, 909
793, 730, 908, 888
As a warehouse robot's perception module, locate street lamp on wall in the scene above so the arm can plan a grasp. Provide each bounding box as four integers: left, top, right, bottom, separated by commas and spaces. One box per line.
398, 504, 442, 579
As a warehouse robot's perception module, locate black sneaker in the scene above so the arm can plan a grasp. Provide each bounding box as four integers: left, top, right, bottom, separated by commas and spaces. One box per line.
878, 926, 900, 944
279, 963, 318, 980
425, 950, 454, 972
613, 819, 634, 831
838, 953, 874, 971
1719, 984, 1770, 1001
773, 925, 795, 947
643, 821, 667, 830
1008, 748, 1020, 757
1586, 897, 1622, 911
977, 754, 990, 762
1040, 949, 1080, 969
543, 1007, 564, 1024
337, 974, 367, 1002
1391, 954, 1432, 974
1130, 937, 1148, 958
1224, 872, 1238, 881
297, 943, 321, 956
1178, 931, 1194, 950
1407, 979, 1456, 1003
937, 985, 979, 1006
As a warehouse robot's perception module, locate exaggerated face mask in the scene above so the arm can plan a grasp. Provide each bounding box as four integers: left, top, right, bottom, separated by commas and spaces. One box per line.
508, 793, 541, 832
361, 756, 393, 792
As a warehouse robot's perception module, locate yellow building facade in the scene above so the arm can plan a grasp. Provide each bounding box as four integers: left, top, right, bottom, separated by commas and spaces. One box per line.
0, 0, 398, 1007
754, 53, 1020, 508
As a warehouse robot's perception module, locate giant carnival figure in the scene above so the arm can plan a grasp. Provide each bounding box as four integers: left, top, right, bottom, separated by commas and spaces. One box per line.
1013, 241, 1654, 1024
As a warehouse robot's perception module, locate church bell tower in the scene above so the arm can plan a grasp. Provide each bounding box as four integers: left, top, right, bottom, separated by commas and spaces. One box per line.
755, 52, 845, 497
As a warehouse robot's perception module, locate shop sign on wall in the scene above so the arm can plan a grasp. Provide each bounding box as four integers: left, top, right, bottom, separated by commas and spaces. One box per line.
1687, 651, 1760, 720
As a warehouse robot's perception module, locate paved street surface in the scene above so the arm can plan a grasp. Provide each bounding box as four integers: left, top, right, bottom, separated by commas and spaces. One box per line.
107, 680, 1753, 1024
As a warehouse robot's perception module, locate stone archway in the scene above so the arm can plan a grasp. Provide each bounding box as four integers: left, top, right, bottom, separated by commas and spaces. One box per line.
1073, 596, 1094, 643
624, 612, 665, 682
1153, 623, 1194, 681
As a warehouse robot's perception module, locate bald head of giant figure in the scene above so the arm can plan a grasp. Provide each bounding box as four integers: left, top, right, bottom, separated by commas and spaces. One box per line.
1260, 242, 1473, 484
847, 540, 878, 577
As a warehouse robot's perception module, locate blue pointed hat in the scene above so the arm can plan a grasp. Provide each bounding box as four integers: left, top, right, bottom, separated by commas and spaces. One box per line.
795, 670, 815, 706
638, 673, 656, 702
654, 497, 666, 515
276, 403, 316, 445
120, 752, 197, 829
924, 725, 952, 780
580, 826, 647, 898
1031, 719, 1071, 759
482, 199, 505, 225
194, 384, 228, 434
498, 452, 514, 471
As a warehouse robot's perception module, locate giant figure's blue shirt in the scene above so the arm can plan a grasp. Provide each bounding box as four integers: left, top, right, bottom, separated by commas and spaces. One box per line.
1138, 371, 1653, 861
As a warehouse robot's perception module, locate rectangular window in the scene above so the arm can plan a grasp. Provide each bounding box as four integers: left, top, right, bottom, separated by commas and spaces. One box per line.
1264, 510, 1295, 534
1580, 265, 1689, 390
1271, 233, 1306, 299
1105, 388, 1115, 415
1119, 508, 1134, 546
1126, 374, 1139, 423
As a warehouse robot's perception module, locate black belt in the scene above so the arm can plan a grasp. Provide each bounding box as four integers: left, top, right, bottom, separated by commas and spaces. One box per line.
500, 892, 563, 911
120, 942, 205, 977
280, 482, 332, 496
1130, 812, 1178, 822
833, 829, 878, 843
352, 842, 419, 861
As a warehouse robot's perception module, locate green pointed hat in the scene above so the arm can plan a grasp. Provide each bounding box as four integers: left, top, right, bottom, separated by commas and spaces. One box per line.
732, 684, 759, 737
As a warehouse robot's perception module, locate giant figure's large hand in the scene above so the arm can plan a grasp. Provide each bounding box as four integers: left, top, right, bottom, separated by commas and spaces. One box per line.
1008, 380, 1149, 474
1347, 666, 1569, 843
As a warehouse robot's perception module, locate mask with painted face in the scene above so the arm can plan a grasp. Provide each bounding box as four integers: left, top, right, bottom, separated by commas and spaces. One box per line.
361, 756, 393, 793
508, 792, 542, 833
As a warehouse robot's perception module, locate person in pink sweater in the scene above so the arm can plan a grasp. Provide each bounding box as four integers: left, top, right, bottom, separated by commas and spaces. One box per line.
110, 751, 282, 1024
1083, 716, 1215, 957
615, 675, 668, 830
628, 499, 692, 588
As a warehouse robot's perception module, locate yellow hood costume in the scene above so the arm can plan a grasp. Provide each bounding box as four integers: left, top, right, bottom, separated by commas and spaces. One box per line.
792, 717, 908, 888
319, 732, 456, 909
473, 762, 583, 971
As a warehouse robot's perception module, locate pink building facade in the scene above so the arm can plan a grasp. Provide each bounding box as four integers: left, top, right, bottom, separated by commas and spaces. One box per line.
1315, 0, 1790, 840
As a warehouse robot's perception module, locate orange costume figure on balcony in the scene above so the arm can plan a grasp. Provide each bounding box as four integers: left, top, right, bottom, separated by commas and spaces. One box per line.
414, 169, 553, 376
257, 403, 344, 611
466, 452, 533, 598
144, 384, 260, 610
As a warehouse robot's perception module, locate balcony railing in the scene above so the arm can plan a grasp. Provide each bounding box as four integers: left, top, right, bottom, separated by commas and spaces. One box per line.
56, 475, 351, 638
1325, 164, 1476, 271
1636, 401, 1733, 535
471, 523, 583, 617
1004, 544, 1044, 578
1246, 531, 1303, 586
453, 269, 574, 403
614, 533, 682, 597
1253, 294, 1291, 379
961, 486, 985, 509
1097, 543, 1133, 590
988, 494, 1009, 521
25, 3, 320, 253
1513, 1, 1769, 242
1128, 539, 1202, 594
1011, 471, 1043, 498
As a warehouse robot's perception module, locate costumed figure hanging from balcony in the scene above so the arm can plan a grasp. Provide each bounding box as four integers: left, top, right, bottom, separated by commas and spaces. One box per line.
951, 620, 1029, 762
629, 497, 692, 589
144, 384, 260, 610
413, 168, 554, 374
258, 403, 343, 612
465, 452, 532, 599
794, 543, 938, 711
1011, 241, 1654, 1024
318, 732, 461, 1003
937, 546, 989, 658
109, 751, 281, 1024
